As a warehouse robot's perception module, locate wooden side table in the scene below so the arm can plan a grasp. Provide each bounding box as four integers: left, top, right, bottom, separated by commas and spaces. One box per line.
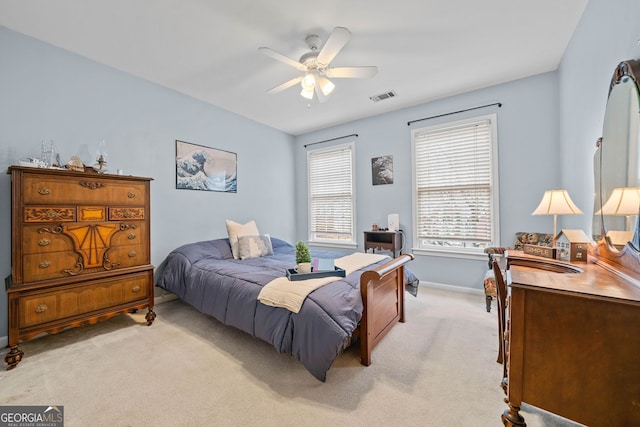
364, 231, 402, 258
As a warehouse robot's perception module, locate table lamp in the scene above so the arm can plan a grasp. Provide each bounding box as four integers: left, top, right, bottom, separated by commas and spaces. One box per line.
595, 187, 640, 231
532, 189, 583, 238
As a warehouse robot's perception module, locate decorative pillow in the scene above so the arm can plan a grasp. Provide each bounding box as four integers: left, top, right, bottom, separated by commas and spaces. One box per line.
238, 234, 273, 260
226, 220, 260, 259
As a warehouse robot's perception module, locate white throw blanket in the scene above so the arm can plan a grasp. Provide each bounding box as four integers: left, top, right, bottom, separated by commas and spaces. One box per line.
257, 253, 388, 313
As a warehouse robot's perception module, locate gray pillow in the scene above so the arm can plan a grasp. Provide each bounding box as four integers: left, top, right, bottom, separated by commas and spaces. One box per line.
237, 234, 274, 260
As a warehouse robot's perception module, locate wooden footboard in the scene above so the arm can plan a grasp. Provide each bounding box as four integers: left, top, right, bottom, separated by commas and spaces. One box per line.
358, 253, 414, 366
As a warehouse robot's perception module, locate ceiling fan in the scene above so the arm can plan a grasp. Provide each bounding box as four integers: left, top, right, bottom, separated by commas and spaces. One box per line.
259, 27, 378, 102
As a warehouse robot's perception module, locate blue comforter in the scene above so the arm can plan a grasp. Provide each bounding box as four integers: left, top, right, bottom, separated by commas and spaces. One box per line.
155, 237, 416, 381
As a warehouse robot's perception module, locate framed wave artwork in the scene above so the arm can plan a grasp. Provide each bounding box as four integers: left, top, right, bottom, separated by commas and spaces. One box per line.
175, 140, 237, 193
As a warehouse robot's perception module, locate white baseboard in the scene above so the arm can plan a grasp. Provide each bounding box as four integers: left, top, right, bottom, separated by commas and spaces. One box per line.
0, 336, 7, 349
154, 291, 178, 305
420, 280, 484, 296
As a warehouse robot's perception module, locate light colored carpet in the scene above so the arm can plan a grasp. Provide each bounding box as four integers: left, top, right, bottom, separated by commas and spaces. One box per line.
0, 286, 583, 427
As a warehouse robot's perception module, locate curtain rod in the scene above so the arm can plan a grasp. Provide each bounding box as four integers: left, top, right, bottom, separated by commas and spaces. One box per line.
304, 133, 358, 148
407, 102, 502, 126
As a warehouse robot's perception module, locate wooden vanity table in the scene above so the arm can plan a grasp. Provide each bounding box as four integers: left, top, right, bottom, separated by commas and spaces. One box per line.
498, 58, 640, 427
502, 251, 640, 426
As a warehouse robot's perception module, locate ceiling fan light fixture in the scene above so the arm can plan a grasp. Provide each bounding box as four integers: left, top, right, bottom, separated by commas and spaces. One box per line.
319, 76, 335, 96
300, 87, 314, 100
301, 72, 316, 91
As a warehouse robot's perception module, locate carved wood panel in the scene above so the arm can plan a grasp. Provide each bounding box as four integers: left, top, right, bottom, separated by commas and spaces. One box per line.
108, 207, 145, 220
24, 207, 75, 223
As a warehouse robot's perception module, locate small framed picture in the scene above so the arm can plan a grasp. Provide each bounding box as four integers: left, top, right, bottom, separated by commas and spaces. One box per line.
371, 155, 393, 185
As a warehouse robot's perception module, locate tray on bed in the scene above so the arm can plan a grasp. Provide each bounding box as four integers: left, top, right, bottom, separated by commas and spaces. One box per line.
286, 267, 346, 281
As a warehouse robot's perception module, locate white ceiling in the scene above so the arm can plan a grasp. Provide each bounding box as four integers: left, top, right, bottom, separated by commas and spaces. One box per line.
0, 0, 587, 136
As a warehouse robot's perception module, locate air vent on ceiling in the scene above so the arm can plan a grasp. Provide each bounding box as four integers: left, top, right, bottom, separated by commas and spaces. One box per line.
370, 90, 397, 102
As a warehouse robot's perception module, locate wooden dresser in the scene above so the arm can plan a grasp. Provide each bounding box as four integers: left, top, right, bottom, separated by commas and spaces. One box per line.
4, 166, 155, 369
500, 252, 640, 426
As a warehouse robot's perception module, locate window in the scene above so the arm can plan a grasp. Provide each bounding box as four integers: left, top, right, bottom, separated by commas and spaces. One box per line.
412, 114, 499, 253
307, 142, 356, 245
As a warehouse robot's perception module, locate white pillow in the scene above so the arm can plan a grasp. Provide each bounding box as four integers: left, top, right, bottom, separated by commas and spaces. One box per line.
226, 220, 260, 259
238, 234, 273, 260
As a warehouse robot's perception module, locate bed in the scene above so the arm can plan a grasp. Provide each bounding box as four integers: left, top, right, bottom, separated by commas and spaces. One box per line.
155, 236, 416, 381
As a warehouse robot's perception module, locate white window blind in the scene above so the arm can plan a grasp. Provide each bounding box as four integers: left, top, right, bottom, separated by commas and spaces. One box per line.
413, 115, 497, 250
308, 143, 355, 243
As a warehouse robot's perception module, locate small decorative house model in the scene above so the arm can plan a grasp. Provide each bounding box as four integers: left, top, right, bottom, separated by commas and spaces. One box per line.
555, 229, 590, 262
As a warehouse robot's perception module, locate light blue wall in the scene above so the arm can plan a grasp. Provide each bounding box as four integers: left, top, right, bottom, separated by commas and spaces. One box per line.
295, 72, 561, 287
0, 26, 296, 339
558, 0, 640, 231
1, 0, 639, 341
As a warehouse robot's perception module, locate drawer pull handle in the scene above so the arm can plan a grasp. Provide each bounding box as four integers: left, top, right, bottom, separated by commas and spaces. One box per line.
35, 304, 48, 313
45, 210, 58, 219
39, 260, 51, 268
38, 238, 52, 246
38, 187, 51, 195
128, 192, 135, 198
128, 251, 137, 258
132, 285, 141, 293
127, 233, 136, 240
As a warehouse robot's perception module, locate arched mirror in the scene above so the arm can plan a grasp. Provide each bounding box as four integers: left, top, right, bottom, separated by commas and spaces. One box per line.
594, 61, 640, 247
593, 60, 640, 270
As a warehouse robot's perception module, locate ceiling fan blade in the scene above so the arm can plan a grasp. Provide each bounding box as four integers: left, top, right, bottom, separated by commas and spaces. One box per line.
259, 47, 307, 71
266, 76, 303, 94
326, 66, 378, 79
316, 27, 351, 65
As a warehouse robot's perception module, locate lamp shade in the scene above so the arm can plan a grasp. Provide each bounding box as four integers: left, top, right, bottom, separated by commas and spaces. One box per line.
532, 190, 583, 216
532, 190, 583, 239
596, 187, 640, 216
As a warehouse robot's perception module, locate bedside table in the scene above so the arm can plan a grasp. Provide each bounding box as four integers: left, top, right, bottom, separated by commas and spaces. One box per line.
364, 231, 402, 258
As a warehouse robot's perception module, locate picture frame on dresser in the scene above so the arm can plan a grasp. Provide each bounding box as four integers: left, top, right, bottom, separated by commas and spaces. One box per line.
175, 140, 237, 193
4, 166, 155, 370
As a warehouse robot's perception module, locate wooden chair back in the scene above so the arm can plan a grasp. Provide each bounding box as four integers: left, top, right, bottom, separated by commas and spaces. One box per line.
492, 260, 509, 391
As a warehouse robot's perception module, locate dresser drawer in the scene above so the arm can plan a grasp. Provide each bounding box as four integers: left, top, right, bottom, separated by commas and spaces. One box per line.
77, 206, 107, 222
107, 244, 149, 267
110, 222, 147, 246
23, 244, 149, 281
24, 206, 76, 223
22, 225, 73, 254
108, 207, 145, 221
22, 175, 146, 205
22, 222, 148, 255
19, 274, 150, 328
22, 250, 81, 282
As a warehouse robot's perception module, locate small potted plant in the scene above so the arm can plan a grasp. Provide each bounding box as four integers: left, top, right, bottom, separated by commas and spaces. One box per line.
295, 241, 312, 274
